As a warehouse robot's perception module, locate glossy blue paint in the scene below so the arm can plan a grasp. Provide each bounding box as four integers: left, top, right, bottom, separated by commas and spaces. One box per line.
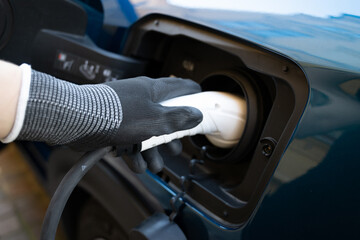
244, 67, 360, 239
101, 0, 137, 26
126, 1, 360, 72
104, 1, 360, 238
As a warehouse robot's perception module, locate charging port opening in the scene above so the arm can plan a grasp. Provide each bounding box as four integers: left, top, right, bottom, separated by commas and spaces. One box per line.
190, 71, 263, 163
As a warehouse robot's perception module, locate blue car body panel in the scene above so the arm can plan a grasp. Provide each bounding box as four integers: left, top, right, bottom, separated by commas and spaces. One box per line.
95, 1, 360, 239
101, 0, 360, 72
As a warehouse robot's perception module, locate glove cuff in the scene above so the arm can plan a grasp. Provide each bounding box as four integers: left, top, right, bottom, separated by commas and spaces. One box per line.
17, 69, 123, 148
2, 63, 32, 143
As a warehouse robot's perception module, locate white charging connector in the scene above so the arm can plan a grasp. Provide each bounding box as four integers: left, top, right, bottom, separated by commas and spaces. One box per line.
141, 91, 247, 152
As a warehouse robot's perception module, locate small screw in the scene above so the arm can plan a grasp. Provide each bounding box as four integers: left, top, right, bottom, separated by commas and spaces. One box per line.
282, 66, 289, 72
260, 137, 277, 158
154, 20, 160, 26
223, 210, 228, 217
262, 144, 273, 157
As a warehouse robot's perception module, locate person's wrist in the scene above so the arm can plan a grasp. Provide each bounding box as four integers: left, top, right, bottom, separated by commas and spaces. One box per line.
0, 61, 28, 141
17, 70, 123, 149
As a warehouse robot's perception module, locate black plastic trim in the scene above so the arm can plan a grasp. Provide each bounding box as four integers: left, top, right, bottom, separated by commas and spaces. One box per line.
31, 30, 147, 84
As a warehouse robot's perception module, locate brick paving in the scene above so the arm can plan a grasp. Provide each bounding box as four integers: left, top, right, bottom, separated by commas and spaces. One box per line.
0, 144, 65, 240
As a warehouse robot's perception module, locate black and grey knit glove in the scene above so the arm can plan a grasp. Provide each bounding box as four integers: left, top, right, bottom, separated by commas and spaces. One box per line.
3, 65, 202, 172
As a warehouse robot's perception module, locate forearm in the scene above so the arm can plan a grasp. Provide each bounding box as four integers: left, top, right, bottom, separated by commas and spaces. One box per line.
19, 70, 122, 148
0, 63, 201, 154
0, 60, 22, 139
0, 62, 201, 173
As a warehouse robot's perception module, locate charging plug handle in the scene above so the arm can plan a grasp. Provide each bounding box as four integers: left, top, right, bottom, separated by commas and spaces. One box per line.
141, 91, 247, 151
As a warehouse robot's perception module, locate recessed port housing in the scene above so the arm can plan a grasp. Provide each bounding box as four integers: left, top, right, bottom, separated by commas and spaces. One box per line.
122, 14, 309, 227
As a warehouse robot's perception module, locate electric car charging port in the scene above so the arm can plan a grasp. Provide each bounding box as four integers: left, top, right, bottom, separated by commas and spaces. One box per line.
121, 15, 308, 227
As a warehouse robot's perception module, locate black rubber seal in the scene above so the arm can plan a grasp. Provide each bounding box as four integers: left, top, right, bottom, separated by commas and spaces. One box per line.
191, 70, 263, 163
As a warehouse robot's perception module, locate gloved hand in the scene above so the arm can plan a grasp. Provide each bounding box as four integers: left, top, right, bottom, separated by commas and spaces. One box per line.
104, 77, 201, 173
12, 67, 202, 173
103, 76, 202, 146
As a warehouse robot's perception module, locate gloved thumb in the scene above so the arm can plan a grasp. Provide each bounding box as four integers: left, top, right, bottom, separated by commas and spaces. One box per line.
156, 106, 203, 134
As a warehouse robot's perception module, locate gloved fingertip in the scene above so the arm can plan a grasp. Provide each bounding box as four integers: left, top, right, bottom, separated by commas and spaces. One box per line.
183, 106, 203, 126
149, 157, 164, 174
158, 106, 203, 134
142, 148, 164, 173
163, 139, 183, 156
128, 153, 148, 174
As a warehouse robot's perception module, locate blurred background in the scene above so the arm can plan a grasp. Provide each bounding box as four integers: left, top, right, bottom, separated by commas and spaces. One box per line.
0, 144, 64, 240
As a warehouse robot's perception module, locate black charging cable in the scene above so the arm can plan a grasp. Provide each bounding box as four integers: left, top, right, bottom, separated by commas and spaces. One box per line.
40, 147, 112, 240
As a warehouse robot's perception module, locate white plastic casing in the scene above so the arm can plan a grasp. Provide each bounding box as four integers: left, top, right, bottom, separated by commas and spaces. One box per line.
141, 91, 247, 152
